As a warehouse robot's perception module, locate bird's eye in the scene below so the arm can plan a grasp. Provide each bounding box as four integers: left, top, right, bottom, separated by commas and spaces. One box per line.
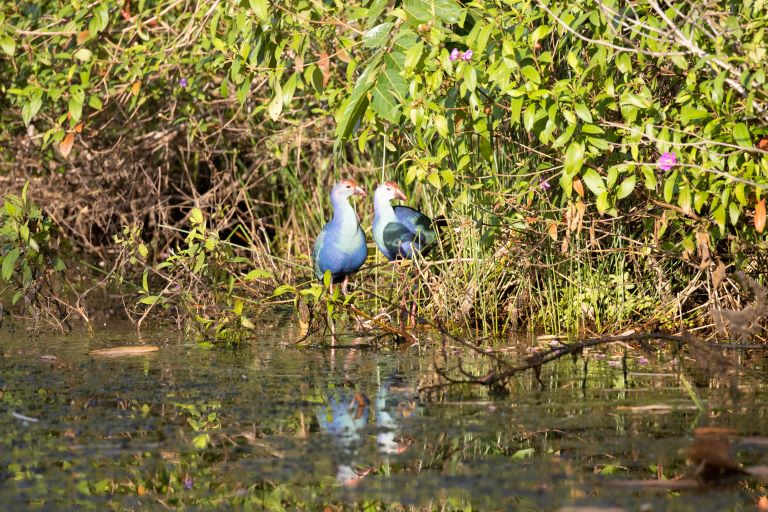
345, 185, 351, 189
386, 187, 391, 191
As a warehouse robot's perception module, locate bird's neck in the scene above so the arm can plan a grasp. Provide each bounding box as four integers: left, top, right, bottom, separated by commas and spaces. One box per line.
373, 194, 397, 222
330, 196, 359, 233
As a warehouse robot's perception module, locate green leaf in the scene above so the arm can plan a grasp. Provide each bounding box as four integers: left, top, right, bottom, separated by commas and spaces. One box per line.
574, 103, 592, 123
88, 96, 103, 110
371, 67, 407, 123
74, 48, 92, 62
245, 268, 273, 280
551, 124, 576, 149
439, 170, 455, 188
582, 169, 606, 196
403, 0, 463, 24
1, 247, 20, 281
663, 171, 677, 203
615, 53, 631, 73
363, 22, 394, 49
464, 65, 477, 91
249, 0, 269, 21
563, 141, 585, 178
680, 105, 709, 124
595, 191, 610, 214
712, 204, 726, 232
139, 295, 162, 305
512, 448, 535, 460
641, 166, 657, 190
678, 185, 691, 213
268, 82, 283, 121
732, 123, 751, 148
334, 58, 380, 144
405, 41, 423, 71
192, 433, 210, 450
190, 207, 204, 225
521, 65, 541, 85
728, 202, 741, 226
22, 94, 43, 126
427, 172, 441, 189
0, 36, 16, 56
581, 124, 604, 135
523, 104, 536, 132
434, 114, 448, 138
274, 284, 297, 296
366, 0, 390, 29
281, 72, 299, 105
616, 176, 636, 199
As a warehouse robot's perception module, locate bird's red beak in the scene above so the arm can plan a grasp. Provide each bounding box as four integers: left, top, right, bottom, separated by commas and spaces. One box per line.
394, 187, 407, 201
353, 184, 367, 197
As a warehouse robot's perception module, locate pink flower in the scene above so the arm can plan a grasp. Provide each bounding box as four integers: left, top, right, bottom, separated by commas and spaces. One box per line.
449, 48, 460, 61
658, 152, 676, 171
540, 179, 551, 191
462, 49, 473, 61
637, 357, 649, 365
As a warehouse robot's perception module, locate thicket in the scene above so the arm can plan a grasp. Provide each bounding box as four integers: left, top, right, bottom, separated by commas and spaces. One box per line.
0, 0, 766, 338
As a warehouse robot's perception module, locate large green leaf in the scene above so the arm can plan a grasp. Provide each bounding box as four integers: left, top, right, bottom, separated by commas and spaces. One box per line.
564, 141, 585, 178
582, 169, 606, 196
334, 57, 381, 144
371, 67, 408, 123
403, 0, 463, 24
732, 123, 751, 148
363, 22, 394, 48
366, 0, 390, 29
2, 247, 20, 281
680, 105, 709, 124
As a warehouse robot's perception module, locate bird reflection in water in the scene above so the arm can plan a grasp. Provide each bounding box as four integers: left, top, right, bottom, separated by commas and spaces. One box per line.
315, 368, 414, 487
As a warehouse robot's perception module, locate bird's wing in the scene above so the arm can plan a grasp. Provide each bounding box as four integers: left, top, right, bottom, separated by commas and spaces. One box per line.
382, 221, 419, 258
311, 227, 327, 279
393, 205, 436, 246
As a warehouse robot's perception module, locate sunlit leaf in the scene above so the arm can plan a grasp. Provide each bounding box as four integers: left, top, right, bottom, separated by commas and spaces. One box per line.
363, 22, 394, 48
733, 123, 751, 148
755, 199, 766, 233
581, 169, 606, 196
59, 132, 75, 158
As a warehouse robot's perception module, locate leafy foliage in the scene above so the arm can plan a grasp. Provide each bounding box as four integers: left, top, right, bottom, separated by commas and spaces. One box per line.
1, 0, 767, 333
0, 182, 67, 325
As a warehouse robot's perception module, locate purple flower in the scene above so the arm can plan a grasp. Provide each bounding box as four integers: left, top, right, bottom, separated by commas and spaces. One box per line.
449, 48, 460, 62
179, 77, 188, 88
540, 179, 551, 191
183, 476, 193, 489
658, 152, 676, 171
461, 49, 473, 61
637, 357, 649, 365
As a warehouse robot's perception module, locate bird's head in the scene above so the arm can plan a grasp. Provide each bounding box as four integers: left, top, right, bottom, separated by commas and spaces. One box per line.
331, 179, 367, 200
375, 181, 407, 202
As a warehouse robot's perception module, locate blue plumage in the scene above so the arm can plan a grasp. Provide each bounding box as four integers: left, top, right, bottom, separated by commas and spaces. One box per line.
312, 179, 368, 284
373, 181, 437, 261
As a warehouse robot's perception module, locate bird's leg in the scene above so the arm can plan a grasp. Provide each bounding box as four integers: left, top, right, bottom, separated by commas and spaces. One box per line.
328, 281, 337, 346
342, 275, 350, 296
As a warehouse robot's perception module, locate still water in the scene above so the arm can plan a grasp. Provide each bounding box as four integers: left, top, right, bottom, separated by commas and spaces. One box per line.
0, 319, 766, 510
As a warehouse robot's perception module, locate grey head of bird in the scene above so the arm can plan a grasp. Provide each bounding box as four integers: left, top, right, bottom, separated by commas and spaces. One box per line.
331, 179, 367, 201
375, 181, 407, 203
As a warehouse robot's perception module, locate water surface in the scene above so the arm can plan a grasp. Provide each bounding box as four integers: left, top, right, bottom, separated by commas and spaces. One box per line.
1, 320, 766, 510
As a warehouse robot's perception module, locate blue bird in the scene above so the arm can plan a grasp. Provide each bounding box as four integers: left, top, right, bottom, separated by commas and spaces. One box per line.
312, 179, 368, 292
372, 181, 437, 261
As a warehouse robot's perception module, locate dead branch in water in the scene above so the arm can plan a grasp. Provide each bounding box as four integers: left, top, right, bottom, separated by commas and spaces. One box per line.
419, 330, 768, 396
